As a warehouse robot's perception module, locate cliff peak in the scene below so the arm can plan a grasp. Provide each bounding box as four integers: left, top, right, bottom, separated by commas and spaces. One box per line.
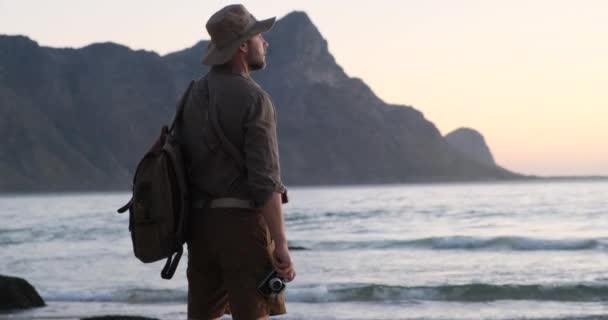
260, 11, 345, 86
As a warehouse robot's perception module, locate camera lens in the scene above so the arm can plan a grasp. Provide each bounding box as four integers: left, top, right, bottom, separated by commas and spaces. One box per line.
269, 277, 284, 291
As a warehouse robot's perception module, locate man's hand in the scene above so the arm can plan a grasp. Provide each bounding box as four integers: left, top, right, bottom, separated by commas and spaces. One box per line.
260, 192, 295, 282
273, 241, 296, 282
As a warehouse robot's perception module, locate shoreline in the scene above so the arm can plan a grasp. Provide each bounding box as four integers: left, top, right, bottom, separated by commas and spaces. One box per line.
4, 300, 608, 320
1, 175, 607, 196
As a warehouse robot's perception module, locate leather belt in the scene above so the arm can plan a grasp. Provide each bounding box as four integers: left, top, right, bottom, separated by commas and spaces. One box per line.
192, 197, 255, 209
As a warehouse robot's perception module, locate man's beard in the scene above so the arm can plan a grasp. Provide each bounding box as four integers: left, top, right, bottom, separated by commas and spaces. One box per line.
247, 53, 266, 71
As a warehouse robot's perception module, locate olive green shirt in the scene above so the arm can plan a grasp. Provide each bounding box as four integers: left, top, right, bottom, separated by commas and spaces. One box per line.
178, 65, 287, 208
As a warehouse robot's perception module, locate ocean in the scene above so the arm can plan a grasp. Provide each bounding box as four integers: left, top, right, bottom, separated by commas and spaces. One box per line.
1, 180, 607, 320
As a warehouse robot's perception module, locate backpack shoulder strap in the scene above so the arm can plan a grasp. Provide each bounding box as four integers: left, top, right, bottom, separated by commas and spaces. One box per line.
169, 80, 196, 132
205, 77, 246, 170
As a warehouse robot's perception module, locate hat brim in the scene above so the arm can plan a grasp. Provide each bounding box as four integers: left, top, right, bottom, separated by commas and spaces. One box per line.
202, 17, 276, 66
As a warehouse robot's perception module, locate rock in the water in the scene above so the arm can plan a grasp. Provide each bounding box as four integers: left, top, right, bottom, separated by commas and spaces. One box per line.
445, 127, 496, 167
82, 316, 160, 320
288, 246, 309, 251
0, 274, 45, 311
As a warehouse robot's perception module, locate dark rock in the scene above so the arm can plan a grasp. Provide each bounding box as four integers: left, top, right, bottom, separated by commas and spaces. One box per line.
288, 246, 309, 251
81, 317, 160, 320
445, 127, 496, 166
0, 274, 45, 311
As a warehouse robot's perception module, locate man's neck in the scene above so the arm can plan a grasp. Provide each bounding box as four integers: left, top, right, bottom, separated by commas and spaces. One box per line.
229, 56, 250, 76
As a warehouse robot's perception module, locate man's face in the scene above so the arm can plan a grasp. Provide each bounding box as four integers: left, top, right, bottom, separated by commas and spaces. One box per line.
245, 34, 269, 70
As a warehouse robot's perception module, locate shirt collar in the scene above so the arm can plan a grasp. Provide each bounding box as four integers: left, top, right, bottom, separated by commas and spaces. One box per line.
210, 64, 250, 79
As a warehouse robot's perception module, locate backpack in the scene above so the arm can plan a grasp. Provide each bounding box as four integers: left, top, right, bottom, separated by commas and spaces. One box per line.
117, 80, 195, 280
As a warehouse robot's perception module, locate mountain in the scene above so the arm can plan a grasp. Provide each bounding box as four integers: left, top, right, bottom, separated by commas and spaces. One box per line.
445, 128, 496, 167
0, 36, 178, 191
0, 12, 520, 192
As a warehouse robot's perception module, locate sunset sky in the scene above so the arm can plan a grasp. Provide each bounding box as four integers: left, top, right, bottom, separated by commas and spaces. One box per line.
2, 0, 607, 176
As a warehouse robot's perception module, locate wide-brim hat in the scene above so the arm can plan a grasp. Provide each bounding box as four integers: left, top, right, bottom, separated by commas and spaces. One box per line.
202, 4, 276, 65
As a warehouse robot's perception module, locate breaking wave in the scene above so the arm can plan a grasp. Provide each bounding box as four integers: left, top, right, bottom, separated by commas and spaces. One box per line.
44, 283, 608, 304
291, 236, 608, 251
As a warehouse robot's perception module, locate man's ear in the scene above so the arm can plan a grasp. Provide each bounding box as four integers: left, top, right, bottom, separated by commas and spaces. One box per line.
238, 41, 248, 54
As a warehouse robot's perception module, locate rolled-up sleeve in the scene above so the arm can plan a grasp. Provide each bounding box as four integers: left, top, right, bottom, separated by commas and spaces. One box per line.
243, 92, 288, 208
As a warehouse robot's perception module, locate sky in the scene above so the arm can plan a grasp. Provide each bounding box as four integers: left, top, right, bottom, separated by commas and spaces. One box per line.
1, 0, 607, 176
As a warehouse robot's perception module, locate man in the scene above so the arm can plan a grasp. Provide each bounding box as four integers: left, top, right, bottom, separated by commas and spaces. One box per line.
177, 4, 295, 320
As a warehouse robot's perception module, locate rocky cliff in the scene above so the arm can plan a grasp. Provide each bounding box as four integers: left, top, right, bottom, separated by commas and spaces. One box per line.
0, 11, 520, 191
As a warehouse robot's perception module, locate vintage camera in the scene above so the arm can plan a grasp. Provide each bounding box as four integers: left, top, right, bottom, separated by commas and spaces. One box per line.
257, 270, 286, 296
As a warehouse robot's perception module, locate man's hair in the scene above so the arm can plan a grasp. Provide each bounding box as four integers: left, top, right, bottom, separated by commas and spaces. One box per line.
214, 38, 255, 69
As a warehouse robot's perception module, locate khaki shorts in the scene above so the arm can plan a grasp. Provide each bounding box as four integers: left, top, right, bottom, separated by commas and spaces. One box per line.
186, 207, 286, 319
